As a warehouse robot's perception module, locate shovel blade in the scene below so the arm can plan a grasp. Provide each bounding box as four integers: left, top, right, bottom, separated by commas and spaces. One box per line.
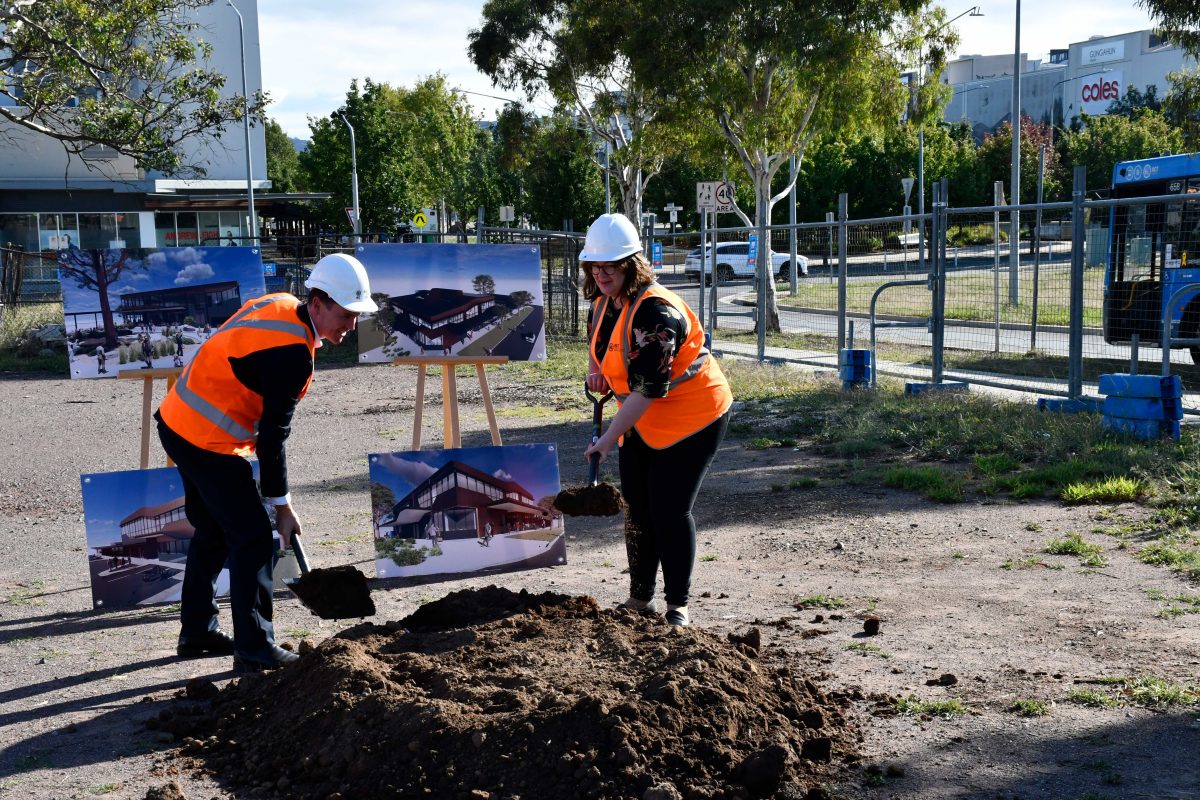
286, 565, 375, 619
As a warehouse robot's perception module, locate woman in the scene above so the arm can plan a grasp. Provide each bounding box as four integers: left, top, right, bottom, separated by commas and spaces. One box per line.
581, 214, 733, 627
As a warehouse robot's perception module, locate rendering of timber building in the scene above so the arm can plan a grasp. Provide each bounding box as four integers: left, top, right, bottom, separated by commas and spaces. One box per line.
117, 280, 242, 328
95, 497, 195, 561
382, 460, 550, 541
388, 288, 499, 351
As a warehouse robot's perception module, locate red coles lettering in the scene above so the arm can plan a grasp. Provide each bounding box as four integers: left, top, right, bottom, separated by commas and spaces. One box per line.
1081, 79, 1120, 103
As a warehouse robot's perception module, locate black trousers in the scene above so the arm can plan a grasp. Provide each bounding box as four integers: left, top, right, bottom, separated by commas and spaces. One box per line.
618, 410, 730, 607
157, 418, 277, 658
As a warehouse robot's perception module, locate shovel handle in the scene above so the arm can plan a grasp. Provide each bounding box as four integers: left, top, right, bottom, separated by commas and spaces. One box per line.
290, 532, 311, 576
586, 385, 613, 486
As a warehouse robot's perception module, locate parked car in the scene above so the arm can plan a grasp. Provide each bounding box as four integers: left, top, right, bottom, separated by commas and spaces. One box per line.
683, 242, 808, 284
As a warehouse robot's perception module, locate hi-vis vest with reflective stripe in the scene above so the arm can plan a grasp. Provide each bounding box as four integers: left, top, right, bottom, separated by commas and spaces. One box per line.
591, 283, 732, 449
158, 294, 316, 457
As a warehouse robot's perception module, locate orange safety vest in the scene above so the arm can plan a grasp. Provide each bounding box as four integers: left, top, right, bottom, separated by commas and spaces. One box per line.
158, 293, 316, 457
591, 283, 732, 449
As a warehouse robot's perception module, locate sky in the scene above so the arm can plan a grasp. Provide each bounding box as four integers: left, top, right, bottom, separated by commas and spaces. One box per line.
369, 445, 562, 505
258, 0, 1163, 140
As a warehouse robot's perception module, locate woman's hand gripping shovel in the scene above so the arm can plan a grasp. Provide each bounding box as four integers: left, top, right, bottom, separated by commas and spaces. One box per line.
285, 532, 376, 619
552, 386, 624, 517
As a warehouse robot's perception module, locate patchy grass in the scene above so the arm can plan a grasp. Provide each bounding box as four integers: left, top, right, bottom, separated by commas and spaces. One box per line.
1044, 532, 1104, 558
1145, 588, 1200, 619
699, 554, 719, 562
1061, 476, 1148, 504
845, 642, 890, 658
793, 594, 848, 610
1008, 699, 1052, 717
1067, 676, 1199, 709
883, 465, 964, 503
893, 695, 972, 719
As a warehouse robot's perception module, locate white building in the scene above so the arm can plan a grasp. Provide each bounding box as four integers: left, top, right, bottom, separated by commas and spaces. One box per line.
939, 29, 1194, 140
0, 1, 270, 255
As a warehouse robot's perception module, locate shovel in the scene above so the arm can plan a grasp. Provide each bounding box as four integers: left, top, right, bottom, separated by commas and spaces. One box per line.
285, 532, 376, 619
552, 386, 624, 517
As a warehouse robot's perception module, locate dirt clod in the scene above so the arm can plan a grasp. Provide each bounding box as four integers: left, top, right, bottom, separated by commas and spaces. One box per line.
862, 615, 881, 636
144, 782, 187, 800
164, 587, 856, 799
553, 481, 624, 516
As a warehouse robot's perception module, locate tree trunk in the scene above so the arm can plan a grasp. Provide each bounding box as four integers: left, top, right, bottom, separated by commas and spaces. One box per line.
756, 183, 781, 333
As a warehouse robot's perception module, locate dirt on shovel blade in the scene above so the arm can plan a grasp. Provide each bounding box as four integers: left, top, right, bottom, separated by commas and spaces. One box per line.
553, 481, 624, 517
288, 565, 375, 619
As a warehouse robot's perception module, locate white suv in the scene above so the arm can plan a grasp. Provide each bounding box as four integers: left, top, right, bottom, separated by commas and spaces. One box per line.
683, 242, 808, 284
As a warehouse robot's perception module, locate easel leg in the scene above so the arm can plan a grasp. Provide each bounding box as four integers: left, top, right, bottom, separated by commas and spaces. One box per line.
443, 365, 460, 448
140, 377, 153, 470
412, 363, 426, 450
476, 362, 503, 445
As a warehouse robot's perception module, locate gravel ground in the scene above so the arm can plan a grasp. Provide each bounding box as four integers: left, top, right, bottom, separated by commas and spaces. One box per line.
0, 359, 1198, 799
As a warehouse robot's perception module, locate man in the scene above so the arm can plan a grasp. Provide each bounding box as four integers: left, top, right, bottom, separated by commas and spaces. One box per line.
156, 253, 377, 672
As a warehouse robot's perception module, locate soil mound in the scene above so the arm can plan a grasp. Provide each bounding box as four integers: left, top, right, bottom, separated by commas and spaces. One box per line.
158, 587, 858, 799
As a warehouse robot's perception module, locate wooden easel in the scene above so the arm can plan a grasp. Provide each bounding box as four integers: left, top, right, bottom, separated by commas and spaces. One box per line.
118, 367, 183, 469
393, 356, 509, 449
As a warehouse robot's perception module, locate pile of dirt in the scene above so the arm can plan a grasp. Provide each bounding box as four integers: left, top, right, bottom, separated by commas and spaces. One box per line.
288, 564, 375, 619
156, 587, 860, 799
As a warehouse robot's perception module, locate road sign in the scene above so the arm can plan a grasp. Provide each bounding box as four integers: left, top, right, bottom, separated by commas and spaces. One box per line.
652, 241, 663, 269
413, 211, 428, 229
262, 262, 277, 277
345, 207, 357, 227
696, 182, 735, 213
747, 233, 758, 270
901, 177, 915, 204
499, 205, 515, 223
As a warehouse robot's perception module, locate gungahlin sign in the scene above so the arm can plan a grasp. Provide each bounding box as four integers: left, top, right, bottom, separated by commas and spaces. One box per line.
1084, 40, 1125, 65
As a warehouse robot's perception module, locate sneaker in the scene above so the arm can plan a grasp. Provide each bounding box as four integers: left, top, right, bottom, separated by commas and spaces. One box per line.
617, 597, 657, 614
176, 628, 236, 658
665, 607, 690, 627
232, 645, 300, 673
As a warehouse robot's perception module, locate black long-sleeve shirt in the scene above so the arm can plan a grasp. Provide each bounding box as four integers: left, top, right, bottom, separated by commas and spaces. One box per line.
226, 302, 318, 498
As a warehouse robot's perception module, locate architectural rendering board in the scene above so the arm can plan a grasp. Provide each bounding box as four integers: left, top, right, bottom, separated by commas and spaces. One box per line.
80, 467, 230, 610
354, 243, 547, 362
369, 444, 566, 580
60, 246, 267, 379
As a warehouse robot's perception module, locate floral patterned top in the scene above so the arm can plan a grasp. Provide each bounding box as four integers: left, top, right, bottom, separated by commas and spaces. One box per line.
590, 295, 688, 398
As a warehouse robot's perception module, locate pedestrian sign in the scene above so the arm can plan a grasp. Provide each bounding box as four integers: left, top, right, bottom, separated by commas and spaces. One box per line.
413, 211, 428, 229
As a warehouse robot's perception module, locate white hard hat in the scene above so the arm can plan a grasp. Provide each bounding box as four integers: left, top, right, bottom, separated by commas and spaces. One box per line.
579, 213, 642, 262
304, 253, 378, 313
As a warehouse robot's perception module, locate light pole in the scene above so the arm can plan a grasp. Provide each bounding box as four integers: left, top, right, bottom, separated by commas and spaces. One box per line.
1010, 0, 1022, 304
1050, 69, 1111, 141
916, 6, 983, 269
336, 112, 361, 244
227, 1, 257, 245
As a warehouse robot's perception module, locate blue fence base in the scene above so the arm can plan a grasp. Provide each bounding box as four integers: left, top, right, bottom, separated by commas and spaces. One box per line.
905, 381, 969, 396
1037, 396, 1103, 414
1098, 373, 1183, 441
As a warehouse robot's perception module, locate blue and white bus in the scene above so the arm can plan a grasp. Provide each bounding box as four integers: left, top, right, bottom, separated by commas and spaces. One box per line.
1103, 153, 1200, 362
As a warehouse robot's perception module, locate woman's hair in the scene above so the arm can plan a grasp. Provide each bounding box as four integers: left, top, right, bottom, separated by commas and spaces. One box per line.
581, 251, 655, 301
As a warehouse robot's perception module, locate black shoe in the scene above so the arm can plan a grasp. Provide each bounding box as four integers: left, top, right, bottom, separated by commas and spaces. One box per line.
665, 608, 690, 627
232, 645, 299, 673
176, 628, 236, 658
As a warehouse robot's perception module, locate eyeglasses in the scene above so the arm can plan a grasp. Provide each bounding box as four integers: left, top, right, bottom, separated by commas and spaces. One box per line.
587, 262, 622, 275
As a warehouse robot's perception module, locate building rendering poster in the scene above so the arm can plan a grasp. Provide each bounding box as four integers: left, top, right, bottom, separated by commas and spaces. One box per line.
59, 246, 267, 379
80, 467, 231, 610
354, 243, 547, 362
368, 444, 566, 581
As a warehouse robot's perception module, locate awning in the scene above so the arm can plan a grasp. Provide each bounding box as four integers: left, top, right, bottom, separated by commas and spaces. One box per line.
386, 509, 431, 525
489, 500, 548, 516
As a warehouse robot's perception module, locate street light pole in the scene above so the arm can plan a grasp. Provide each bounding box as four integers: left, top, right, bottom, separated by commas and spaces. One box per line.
228, 1, 257, 245
916, 6, 983, 270
1009, 0, 1021, 304
337, 113, 361, 244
